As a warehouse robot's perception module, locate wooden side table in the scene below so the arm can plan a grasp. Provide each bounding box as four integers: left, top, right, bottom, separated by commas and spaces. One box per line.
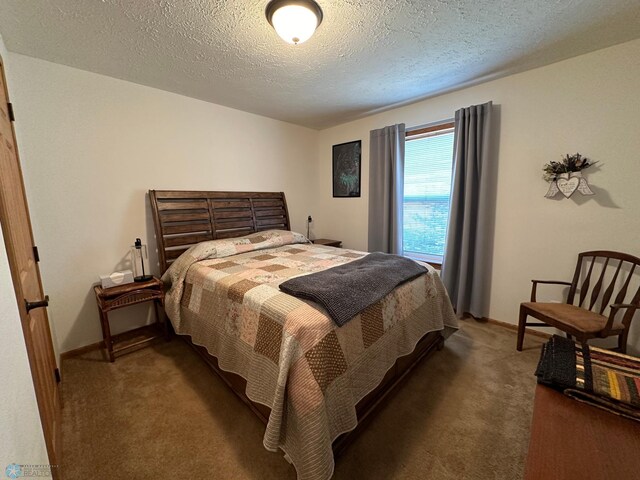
525, 384, 640, 479
312, 238, 342, 248
94, 276, 168, 362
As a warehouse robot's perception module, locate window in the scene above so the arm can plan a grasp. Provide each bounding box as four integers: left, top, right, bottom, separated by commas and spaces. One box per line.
403, 122, 455, 265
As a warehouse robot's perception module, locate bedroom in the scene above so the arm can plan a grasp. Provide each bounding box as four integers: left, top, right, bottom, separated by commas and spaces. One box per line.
1, 1, 639, 479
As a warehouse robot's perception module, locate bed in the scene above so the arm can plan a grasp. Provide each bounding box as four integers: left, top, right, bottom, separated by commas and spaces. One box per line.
149, 190, 458, 480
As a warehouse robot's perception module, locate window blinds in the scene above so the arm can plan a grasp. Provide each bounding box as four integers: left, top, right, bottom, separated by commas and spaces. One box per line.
403, 128, 455, 259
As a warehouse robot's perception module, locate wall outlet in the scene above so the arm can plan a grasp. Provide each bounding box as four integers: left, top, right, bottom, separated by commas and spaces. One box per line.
308, 215, 313, 223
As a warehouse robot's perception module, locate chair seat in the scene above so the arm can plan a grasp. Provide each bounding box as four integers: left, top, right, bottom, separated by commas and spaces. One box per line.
521, 302, 625, 335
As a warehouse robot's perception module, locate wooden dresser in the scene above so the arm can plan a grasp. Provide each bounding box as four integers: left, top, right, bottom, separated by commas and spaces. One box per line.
525, 385, 640, 480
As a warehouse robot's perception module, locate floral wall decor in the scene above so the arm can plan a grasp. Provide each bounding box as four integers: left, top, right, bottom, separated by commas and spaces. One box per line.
543, 153, 596, 198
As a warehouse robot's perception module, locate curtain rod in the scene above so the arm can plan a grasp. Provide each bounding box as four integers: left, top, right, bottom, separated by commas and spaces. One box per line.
406, 117, 454, 132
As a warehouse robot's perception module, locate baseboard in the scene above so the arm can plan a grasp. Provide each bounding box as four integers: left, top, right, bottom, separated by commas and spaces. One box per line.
60, 313, 550, 361
60, 340, 104, 360
477, 316, 552, 339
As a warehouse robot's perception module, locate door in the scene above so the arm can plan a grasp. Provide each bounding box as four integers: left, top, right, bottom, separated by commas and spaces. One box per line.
0, 56, 61, 476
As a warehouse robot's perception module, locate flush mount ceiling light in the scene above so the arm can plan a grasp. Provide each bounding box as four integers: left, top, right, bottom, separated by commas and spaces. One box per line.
265, 0, 323, 45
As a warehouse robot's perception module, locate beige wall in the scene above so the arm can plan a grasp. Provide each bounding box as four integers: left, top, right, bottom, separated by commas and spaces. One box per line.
6, 53, 317, 354
6, 38, 640, 356
0, 36, 51, 475
314, 39, 640, 353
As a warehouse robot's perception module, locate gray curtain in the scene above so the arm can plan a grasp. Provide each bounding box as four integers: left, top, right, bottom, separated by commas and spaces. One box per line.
368, 124, 406, 254
441, 101, 494, 318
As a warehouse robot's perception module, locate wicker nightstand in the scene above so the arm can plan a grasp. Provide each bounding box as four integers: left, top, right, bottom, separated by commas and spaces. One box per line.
94, 276, 168, 362
312, 238, 342, 248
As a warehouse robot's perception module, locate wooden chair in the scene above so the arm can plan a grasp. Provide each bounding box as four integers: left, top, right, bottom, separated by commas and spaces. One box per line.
517, 250, 640, 353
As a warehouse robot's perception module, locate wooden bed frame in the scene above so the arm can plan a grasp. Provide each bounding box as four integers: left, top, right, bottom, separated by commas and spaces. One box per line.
149, 189, 445, 456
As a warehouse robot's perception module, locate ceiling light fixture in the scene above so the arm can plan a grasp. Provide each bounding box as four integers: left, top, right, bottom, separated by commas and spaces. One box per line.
265, 0, 323, 45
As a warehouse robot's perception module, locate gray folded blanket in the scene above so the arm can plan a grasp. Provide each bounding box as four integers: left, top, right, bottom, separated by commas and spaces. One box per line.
279, 252, 428, 326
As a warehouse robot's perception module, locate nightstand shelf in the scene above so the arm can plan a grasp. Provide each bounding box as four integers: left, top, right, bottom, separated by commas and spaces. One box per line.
94, 276, 168, 362
312, 238, 342, 248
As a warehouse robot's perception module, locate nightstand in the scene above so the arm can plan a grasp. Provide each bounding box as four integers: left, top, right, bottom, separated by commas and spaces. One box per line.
312, 238, 342, 248
94, 276, 168, 362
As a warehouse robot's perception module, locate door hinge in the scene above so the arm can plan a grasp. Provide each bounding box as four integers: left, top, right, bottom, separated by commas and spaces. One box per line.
54, 368, 61, 383
33, 246, 40, 262
7, 102, 15, 122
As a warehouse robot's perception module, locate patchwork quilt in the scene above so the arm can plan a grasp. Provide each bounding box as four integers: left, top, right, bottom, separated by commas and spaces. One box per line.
163, 230, 459, 480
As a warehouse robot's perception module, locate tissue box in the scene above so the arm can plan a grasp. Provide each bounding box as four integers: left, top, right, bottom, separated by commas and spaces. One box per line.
99, 270, 134, 289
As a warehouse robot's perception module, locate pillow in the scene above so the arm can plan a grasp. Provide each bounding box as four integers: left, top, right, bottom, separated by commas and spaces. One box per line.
205, 229, 310, 258
162, 229, 309, 289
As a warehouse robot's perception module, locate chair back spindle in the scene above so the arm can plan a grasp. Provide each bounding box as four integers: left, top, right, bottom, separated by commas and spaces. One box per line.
622, 283, 640, 328
567, 251, 640, 316
598, 260, 622, 315
613, 263, 636, 308
572, 258, 595, 308
589, 257, 610, 312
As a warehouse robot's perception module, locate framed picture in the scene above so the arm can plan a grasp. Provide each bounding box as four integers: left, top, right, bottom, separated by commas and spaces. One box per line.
332, 140, 361, 197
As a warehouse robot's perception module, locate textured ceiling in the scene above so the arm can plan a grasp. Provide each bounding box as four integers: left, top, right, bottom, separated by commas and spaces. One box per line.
1, 1, 639, 129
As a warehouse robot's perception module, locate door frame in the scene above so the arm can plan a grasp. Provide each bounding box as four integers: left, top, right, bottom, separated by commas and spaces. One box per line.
0, 53, 61, 479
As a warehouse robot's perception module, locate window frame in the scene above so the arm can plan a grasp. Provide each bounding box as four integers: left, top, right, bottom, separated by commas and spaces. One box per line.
405, 122, 454, 140
403, 121, 455, 268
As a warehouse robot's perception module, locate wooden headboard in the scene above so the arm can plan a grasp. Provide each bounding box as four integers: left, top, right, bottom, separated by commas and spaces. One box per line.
149, 190, 290, 273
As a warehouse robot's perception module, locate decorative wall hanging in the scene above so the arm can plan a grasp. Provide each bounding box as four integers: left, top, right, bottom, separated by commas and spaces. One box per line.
543, 153, 596, 198
333, 140, 361, 197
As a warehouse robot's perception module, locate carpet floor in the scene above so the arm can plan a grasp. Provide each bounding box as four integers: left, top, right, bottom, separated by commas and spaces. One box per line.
61, 320, 545, 479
